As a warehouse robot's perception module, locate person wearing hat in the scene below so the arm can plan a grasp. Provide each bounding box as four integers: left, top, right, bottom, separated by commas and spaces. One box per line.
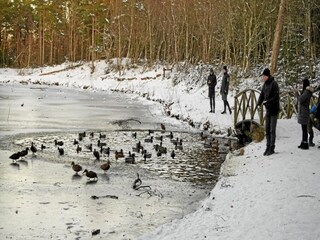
257, 68, 280, 156
220, 66, 232, 114
297, 78, 314, 150
207, 68, 217, 113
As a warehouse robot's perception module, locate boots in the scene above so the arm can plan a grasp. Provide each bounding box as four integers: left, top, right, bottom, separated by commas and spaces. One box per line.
300, 141, 309, 150
309, 137, 315, 147
266, 145, 275, 156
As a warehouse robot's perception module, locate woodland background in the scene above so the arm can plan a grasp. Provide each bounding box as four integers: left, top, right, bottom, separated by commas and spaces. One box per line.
0, 0, 319, 81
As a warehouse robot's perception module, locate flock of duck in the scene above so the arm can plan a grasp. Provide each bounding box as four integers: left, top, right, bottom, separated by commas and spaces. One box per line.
9, 124, 190, 182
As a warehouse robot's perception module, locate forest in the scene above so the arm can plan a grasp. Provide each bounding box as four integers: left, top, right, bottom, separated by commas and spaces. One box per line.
0, 0, 319, 76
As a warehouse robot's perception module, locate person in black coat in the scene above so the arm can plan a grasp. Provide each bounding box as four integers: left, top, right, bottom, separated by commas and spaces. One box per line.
207, 68, 217, 113
297, 78, 314, 150
220, 66, 232, 114
257, 68, 280, 156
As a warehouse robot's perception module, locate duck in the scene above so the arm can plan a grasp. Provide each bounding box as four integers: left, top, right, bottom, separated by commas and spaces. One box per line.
100, 160, 111, 173
41, 144, 46, 150
132, 132, 137, 139
58, 147, 64, 155
54, 140, 64, 146
99, 133, 106, 139
79, 131, 86, 140
144, 136, 153, 143
76, 145, 82, 154
19, 147, 29, 158
143, 152, 152, 162
115, 149, 124, 160
125, 153, 135, 164
73, 139, 79, 145
100, 146, 110, 157
9, 152, 21, 162
170, 150, 176, 159
83, 169, 98, 181
85, 143, 93, 152
158, 145, 167, 154
166, 131, 174, 139
171, 137, 179, 144
97, 140, 106, 147
30, 142, 37, 154
71, 161, 82, 174
93, 149, 100, 160
160, 123, 166, 131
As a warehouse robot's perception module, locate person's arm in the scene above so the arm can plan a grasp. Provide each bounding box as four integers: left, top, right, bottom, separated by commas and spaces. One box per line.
257, 86, 265, 106
213, 76, 217, 88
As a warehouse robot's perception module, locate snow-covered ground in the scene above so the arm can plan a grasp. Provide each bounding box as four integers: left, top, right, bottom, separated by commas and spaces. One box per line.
1, 61, 320, 240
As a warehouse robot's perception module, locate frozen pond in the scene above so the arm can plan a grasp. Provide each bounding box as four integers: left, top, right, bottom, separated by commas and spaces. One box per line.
0, 84, 230, 239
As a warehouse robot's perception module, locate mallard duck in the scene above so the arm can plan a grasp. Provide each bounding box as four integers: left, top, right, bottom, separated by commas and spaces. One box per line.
115, 149, 124, 160
100, 160, 111, 173
19, 147, 29, 158
99, 133, 106, 139
54, 140, 64, 146
170, 150, 176, 159
76, 145, 82, 154
9, 152, 20, 162
160, 123, 166, 131
144, 136, 153, 143
132, 132, 137, 139
85, 143, 93, 152
166, 131, 174, 139
79, 131, 86, 139
71, 161, 82, 174
143, 152, 152, 162
97, 140, 106, 147
58, 147, 64, 155
30, 142, 37, 154
83, 169, 98, 181
93, 149, 100, 160
100, 146, 110, 157
125, 153, 135, 164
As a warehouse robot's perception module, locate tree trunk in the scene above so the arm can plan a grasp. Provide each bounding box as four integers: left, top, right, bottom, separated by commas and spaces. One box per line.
270, 0, 286, 75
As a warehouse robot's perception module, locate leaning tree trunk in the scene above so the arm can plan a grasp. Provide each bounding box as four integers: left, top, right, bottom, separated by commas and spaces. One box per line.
270, 0, 287, 75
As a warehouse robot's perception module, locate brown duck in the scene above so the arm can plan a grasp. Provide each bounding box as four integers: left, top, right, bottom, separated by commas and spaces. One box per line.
100, 160, 111, 173
83, 169, 98, 181
71, 161, 83, 174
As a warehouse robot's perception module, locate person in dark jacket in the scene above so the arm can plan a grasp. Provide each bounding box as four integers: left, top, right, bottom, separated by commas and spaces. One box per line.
220, 66, 232, 114
257, 68, 280, 156
297, 78, 314, 150
207, 68, 217, 113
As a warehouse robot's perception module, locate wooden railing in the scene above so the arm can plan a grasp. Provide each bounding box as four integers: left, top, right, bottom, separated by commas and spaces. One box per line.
234, 89, 264, 127
233, 89, 318, 128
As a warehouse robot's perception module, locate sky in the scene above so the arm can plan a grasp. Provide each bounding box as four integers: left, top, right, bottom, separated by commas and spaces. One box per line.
0, 60, 319, 240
